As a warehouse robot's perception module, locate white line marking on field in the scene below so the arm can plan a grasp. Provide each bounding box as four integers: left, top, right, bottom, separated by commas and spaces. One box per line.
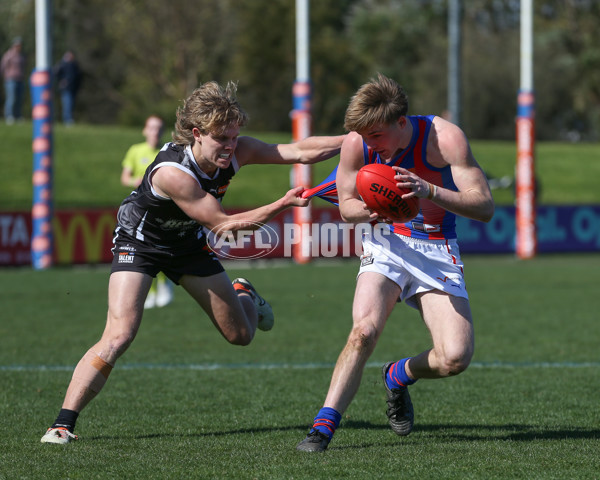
1, 361, 599, 372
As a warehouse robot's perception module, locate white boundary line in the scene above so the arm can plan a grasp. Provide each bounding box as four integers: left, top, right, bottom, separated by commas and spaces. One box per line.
1, 361, 599, 372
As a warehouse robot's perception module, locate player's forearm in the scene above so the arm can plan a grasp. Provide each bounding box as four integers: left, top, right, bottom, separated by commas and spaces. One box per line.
296, 135, 346, 164
339, 197, 373, 224
430, 186, 495, 223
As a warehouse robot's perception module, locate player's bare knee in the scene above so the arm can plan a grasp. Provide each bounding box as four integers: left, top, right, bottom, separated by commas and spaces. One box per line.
224, 328, 254, 346
348, 324, 378, 353
231, 334, 253, 346
439, 351, 472, 377
102, 330, 136, 358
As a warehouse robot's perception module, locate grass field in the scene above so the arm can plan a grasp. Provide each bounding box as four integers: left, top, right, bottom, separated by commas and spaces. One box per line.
1, 121, 600, 211
1, 255, 599, 479
1, 121, 599, 477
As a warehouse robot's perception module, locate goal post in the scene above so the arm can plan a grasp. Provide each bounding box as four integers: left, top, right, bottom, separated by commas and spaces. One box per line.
516, 0, 537, 259
292, 0, 312, 263
31, 0, 54, 269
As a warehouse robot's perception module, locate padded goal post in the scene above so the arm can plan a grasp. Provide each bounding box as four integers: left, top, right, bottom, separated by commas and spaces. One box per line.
516, 0, 537, 259
291, 81, 312, 263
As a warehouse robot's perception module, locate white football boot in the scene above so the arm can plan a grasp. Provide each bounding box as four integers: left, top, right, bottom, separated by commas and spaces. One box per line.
232, 278, 274, 331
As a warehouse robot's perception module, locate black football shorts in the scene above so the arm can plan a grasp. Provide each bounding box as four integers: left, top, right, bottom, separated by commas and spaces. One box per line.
111, 234, 224, 284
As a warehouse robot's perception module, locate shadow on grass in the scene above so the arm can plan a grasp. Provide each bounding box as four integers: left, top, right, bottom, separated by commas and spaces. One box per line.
343, 420, 600, 442
86, 420, 600, 444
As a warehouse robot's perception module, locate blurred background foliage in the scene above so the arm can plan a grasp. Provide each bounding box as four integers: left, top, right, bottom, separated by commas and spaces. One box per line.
1, 0, 599, 140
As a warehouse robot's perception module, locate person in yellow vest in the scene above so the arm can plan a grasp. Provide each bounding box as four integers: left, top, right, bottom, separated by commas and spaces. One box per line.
120, 115, 174, 308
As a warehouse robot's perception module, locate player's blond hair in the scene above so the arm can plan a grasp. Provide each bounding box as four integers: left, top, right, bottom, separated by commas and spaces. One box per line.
344, 73, 409, 132
172, 81, 249, 146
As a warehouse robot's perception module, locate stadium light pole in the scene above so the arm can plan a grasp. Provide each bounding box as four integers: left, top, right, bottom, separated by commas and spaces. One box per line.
30, 0, 54, 269
516, 0, 537, 259
292, 0, 312, 263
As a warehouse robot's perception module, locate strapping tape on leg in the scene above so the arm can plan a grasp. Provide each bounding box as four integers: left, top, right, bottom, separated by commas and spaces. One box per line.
72, 350, 114, 394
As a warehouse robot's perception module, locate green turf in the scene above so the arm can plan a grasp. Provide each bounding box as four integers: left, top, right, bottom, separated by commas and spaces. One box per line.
1, 256, 599, 478
2, 121, 599, 211
471, 140, 600, 206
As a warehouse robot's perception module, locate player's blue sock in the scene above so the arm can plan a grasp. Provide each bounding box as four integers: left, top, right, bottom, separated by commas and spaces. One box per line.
386, 357, 417, 389
311, 407, 342, 440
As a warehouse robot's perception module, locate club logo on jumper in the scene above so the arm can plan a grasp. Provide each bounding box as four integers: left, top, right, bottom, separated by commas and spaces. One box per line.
207, 183, 230, 198
207, 221, 280, 260
118, 251, 135, 263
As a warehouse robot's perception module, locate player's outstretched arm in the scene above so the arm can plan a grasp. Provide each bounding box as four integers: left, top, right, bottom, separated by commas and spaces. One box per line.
153, 165, 308, 232
235, 134, 346, 167
209, 186, 309, 233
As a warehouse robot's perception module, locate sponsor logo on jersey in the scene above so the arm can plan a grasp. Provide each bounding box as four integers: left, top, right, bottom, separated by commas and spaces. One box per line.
360, 253, 374, 267
118, 251, 135, 263
156, 218, 198, 231
411, 222, 441, 233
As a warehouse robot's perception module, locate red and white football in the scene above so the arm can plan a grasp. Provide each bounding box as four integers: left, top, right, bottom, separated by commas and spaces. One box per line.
355, 163, 419, 223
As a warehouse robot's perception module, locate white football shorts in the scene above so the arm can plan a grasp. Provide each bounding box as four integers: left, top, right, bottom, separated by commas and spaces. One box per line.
358, 230, 469, 310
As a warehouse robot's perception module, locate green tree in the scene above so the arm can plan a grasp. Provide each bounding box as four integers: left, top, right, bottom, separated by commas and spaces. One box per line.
309, 0, 361, 134
345, 0, 448, 120
2, 0, 598, 140
228, 0, 296, 132
536, 0, 600, 140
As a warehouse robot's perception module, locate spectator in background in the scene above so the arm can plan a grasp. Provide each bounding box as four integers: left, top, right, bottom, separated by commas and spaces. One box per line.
120, 115, 174, 308
1, 37, 25, 124
55, 50, 81, 125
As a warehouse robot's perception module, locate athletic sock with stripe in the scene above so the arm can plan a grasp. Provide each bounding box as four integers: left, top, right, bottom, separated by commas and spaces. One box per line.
310, 407, 342, 440
386, 357, 417, 389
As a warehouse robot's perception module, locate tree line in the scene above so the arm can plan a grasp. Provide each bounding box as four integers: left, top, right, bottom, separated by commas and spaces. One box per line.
2, 0, 598, 140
